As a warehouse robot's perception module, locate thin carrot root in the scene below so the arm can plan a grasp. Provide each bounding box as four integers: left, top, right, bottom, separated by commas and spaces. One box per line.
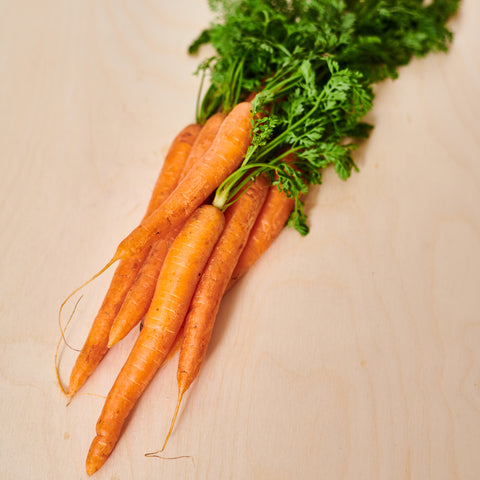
66, 251, 149, 397
144, 452, 194, 464
58, 295, 83, 352
55, 255, 119, 395
161, 389, 186, 451
55, 296, 83, 395
58, 256, 119, 333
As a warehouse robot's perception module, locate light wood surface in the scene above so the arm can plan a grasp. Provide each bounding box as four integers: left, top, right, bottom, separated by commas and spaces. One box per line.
1, 1, 479, 479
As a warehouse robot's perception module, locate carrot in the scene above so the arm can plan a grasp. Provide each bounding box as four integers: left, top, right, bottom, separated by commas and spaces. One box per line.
65, 252, 149, 395
107, 113, 226, 347
111, 101, 252, 263
64, 123, 201, 396
161, 175, 269, 449
107, 227, 179, 348
179, 111, 226, 180
228, 181, 294, 289
138, 310, 185, 366
164, 323, 185, 363
144, 124, 203, 214
85, 204, 225, 475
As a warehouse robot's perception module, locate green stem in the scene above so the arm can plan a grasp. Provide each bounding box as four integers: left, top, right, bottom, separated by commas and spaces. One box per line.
254, 92, 324, 164
195, 67, 207, 124
213, 162, 272, 210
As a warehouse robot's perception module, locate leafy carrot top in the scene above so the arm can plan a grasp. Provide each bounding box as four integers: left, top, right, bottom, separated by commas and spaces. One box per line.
190, 0, 461, 234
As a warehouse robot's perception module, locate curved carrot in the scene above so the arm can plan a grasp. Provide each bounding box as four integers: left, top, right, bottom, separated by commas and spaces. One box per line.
162, 175, 269, 449
112, 101, 253, 262
179, 111, 226, 180
228, 182, 294, 289
85, 205, 225, 476
65, 123, 201, 396
107, 113, 226, 348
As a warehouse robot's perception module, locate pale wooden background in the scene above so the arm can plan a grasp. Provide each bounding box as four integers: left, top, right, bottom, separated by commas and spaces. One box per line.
1, 1, 479, 479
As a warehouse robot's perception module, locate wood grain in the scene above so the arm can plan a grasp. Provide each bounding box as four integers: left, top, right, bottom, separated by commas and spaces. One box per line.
0, 1, 479, 479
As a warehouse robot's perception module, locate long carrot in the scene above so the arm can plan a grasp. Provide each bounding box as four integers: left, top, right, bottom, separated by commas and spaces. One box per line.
228, 173, 295, 289
161, 175, 269, 449
64, 123, 201, 397
85, 204, 225, 475
111, 101, 252, 263
106, 112, 226, 348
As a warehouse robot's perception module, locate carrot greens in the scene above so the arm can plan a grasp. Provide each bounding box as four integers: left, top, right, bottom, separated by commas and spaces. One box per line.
191, 0, 461, 234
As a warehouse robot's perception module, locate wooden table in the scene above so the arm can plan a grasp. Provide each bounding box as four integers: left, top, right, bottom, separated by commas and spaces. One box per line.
1, 1, 479, 479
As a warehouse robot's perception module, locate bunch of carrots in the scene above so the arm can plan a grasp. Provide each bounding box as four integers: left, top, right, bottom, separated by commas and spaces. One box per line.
57, 0, 460, 475
57, 101, 294, 475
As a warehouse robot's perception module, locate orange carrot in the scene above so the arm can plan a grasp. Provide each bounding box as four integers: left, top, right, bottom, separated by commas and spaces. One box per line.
179, 111, 226, 180
65, 123, 201, 396
107, 226, 179, 348
138, 309, 185, 367
144, 124, 203, 214
228, 181, 294, 289
66, 251, 149, 396
164, 323, 185, 363
111, 101, 252, 262
85, 204, 225, 475
107, 113, 226, 348
162, 175, 269, 449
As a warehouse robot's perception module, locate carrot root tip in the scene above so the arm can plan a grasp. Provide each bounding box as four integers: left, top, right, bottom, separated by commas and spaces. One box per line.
161, 389, 185, 452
